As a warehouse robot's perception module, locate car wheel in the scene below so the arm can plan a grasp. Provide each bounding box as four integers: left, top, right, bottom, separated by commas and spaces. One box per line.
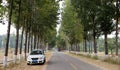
42, 59, 46, 64
27, 63, 30, 65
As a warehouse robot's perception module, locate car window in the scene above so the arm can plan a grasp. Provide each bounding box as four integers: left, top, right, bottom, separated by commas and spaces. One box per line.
30, 50, 43, 55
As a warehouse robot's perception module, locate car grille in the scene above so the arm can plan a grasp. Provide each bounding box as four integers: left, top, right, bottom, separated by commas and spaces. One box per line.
32, 58, 38, 60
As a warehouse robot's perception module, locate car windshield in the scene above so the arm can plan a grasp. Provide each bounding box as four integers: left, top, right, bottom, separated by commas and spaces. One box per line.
30, 50, 43, 55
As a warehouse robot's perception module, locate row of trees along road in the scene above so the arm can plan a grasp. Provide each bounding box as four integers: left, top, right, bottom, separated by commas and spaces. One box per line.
0, 0, 59, 67
59, 0, 120, 59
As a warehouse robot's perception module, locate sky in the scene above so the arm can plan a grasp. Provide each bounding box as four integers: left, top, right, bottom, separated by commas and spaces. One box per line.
0, 23, 16, 35
0, 0, 16, 35
56, 1, 64, 36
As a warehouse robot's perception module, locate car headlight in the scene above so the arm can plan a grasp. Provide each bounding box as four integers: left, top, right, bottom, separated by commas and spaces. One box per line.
39, 57, 44, 60
27, 57, 31, 60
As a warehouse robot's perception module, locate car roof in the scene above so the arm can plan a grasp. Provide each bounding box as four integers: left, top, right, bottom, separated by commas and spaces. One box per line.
32, 49, 44, 52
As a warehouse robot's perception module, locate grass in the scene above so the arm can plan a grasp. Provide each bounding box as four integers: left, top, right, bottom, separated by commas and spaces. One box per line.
69, 51, 119, 65
7, 62, 19, 68
0, 65, 4, 70
103, 57, 120, 65
70, 52, 99, 60
92, 55, 99, 60
67, 51, 120, 70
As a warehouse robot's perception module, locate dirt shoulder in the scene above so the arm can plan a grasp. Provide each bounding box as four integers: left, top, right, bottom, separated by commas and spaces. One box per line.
2, 51, 53, 70
65, 52, 120, 70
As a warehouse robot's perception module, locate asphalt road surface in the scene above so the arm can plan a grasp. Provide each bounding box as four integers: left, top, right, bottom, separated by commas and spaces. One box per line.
46, 52, 102, 70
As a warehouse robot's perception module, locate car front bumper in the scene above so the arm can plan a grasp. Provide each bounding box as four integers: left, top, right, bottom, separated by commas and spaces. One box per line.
27, 59, 44, 64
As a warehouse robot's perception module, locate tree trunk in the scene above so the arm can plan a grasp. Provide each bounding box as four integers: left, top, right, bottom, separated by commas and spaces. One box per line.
90, 42, 93, 53
31, 35, 33, 51
24, 29, 28, 60
104, 32, 108, 57
27, 33, 30, 53
83, 42, 84, 52
115, 0, 119, 58
37, 36, 39, 49
88, 40, 91, 54
38, 36, 40, 49
93, 33, 97, 55
110, 49, 113, 55
84, 39, 87, 52
14, 0, 21, 63
77, 43, 80, 52
19, 27, 24, 61
92, 15, 97, 55
4, 0, 14, 67
71, 44, 73, 51
14, 26, 19, 63
34, 35, 36, 49
79, 43, 81, 52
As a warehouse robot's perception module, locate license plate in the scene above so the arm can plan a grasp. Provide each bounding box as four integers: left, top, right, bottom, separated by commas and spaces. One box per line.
32, 60, 37, 63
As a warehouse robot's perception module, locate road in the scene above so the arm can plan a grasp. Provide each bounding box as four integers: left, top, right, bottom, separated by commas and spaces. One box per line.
46, 52, 102, 70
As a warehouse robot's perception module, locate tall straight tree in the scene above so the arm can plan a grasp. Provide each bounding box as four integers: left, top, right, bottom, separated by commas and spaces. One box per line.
114, 0, 120, 59
87, 0, 101, 55
19, 27, 24, 61
97, 0, 115, 58
14, 0, 21, 63
4, 0, 14, 67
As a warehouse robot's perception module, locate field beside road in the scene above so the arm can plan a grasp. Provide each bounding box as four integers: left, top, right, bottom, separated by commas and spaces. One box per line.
0, 51, 53, 70
0, 48, 14, 64
67, 52, 120, 70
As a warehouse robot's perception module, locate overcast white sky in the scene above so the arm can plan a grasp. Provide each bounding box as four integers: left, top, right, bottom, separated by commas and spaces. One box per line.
0, 23, 16, 35
56, 1, 64, 36
0, 0, 16, 35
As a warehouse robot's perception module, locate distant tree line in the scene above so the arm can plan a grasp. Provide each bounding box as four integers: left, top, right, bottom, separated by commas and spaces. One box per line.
0, 34, 21, 49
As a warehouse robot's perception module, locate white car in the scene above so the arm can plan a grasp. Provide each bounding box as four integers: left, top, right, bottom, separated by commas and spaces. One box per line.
27, 49, 46, 65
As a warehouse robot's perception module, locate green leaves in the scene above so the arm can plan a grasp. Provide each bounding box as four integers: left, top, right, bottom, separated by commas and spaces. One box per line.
97, 0, 115, 34
59, 0, 119, 53
0, 0, 59, 48
60, 0, 83, 45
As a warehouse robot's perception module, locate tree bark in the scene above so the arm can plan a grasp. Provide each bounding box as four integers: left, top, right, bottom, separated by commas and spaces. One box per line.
92, 15, 97, 55
4, 0, 14, 67
31, 35, 33, 51
36, 36, 39, 49
93, 33, 97, 55
115, 0, 119, 57
24, 26, 28, 60
14, 0, 21, 63
88, 40, 91, 54
84, 39, 87, 52
27, 33, 30, 53
19, 27, 24, 60
34, 35, 36, 49
104, 32, 108, 55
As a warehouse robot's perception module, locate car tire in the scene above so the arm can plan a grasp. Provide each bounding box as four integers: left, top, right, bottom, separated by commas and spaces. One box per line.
42, 59, 46, 64
27, 63, 30, 65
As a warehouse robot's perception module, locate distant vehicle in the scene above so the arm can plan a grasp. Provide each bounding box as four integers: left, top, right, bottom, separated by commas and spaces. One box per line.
27, 49, 46, 65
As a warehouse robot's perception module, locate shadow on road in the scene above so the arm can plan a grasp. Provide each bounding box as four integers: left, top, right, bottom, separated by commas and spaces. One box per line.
46, 60, 53, 65
29, 63, 44, 66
